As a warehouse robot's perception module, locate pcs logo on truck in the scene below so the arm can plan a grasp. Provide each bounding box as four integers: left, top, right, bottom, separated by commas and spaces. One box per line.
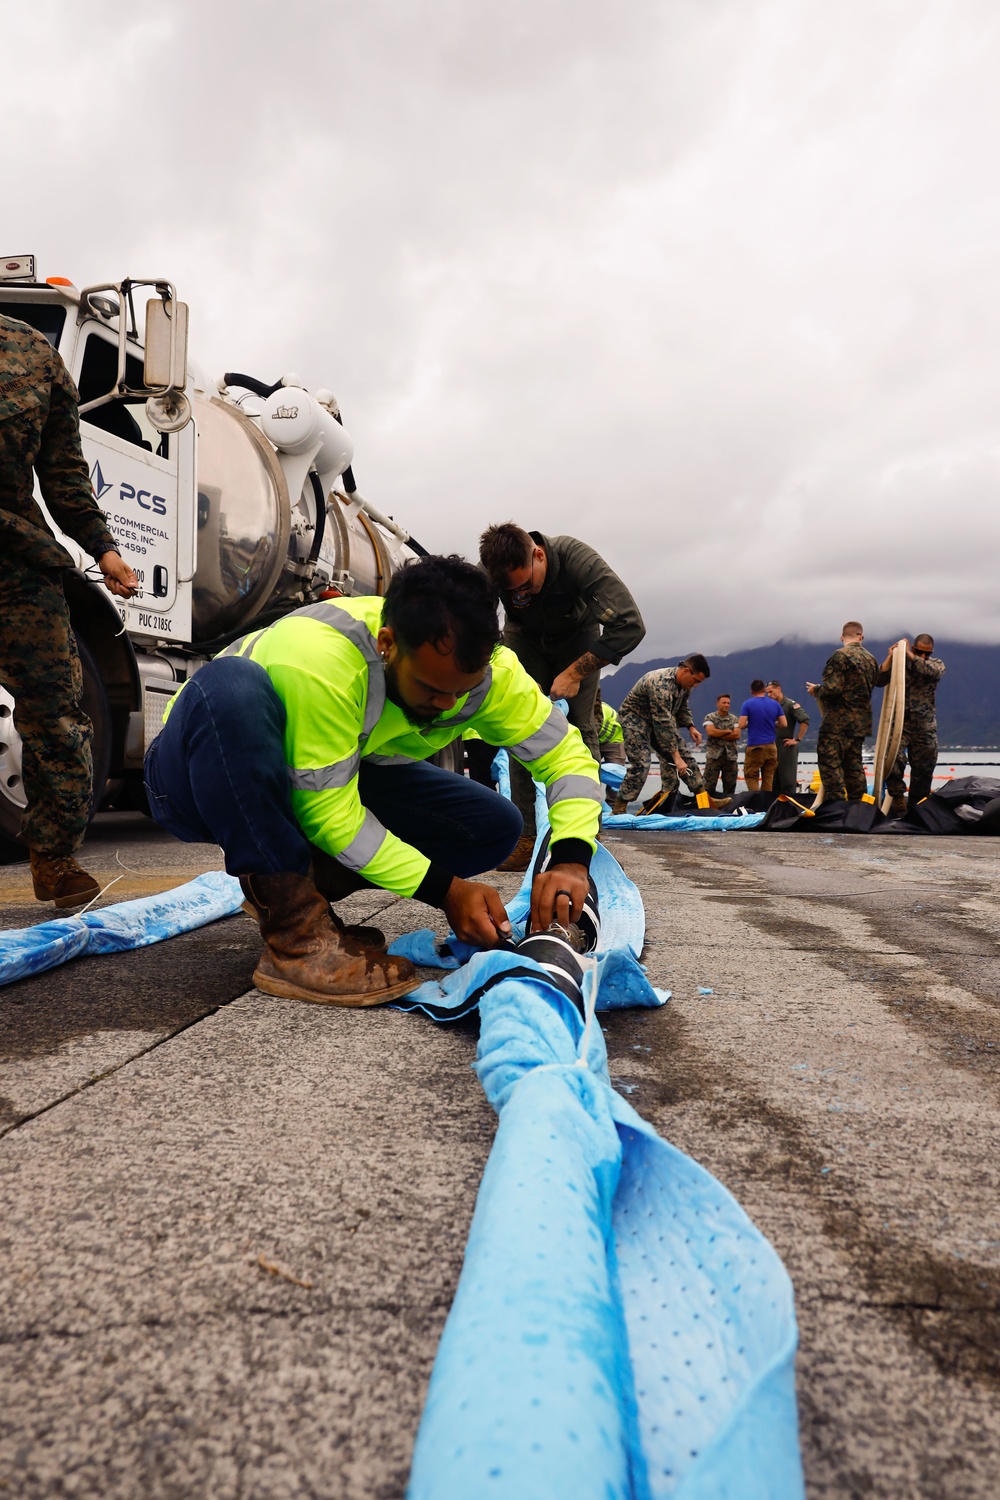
90, 459, 167, 515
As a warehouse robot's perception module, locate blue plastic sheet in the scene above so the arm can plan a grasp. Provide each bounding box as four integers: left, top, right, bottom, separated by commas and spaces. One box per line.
0, 872, 244, 987
407, 954, 803, 1500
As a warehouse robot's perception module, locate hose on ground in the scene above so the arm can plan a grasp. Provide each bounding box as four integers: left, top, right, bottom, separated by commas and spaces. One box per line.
872, 641, 907, 810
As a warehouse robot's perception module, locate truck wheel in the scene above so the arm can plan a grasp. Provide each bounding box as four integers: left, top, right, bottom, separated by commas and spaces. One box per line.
429, 740, 465, 776
0, 636, 113, 864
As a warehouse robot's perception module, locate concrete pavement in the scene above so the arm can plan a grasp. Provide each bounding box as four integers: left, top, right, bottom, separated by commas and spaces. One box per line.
1, 815, 999, 1496
601, 827, 1000, 1500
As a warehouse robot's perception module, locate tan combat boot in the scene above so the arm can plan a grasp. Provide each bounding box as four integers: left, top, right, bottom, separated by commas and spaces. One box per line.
609, 796, 629, 816
240, 873, 418, 1007
30, 851, 101, 909
496, 834, 535, 873
888, 795, 908, 819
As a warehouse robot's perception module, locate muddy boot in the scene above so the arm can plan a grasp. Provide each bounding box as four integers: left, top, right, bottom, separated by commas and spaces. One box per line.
329, 907, 386, 949
30, 851, 101, 909
307, 849, 386, 945
496, 834, 535, 873
240, 872, 417, 1006
239, 896, 386, 948
888, 795, 908, 819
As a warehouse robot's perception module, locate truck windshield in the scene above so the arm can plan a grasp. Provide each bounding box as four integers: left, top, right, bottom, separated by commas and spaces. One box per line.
0, 302, 66, 347
77, 329, 169, 459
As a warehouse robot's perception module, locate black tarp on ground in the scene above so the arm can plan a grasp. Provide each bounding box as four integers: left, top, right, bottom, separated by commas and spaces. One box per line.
753, 777, 1000, 835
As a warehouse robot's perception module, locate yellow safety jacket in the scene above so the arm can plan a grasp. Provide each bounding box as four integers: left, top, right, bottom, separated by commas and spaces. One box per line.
174, 596, 601, 898
599, 702, 624, 746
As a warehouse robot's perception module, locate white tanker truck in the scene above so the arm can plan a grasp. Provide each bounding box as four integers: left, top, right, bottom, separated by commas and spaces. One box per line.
0, 254, 434, 860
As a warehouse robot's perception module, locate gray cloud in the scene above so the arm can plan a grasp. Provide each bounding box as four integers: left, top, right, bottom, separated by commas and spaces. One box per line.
6, 0, 1000, 653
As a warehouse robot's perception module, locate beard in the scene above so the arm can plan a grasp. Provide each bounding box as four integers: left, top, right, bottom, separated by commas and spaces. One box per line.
383, 659, 440, 727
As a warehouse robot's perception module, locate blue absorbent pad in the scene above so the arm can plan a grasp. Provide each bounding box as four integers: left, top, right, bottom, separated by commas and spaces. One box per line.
389, 832, 664, 1013
391, 834, 647, 969
406, 954, 803, 1499
604, 811, 768, 832
391, 943, 668, 1020
0, 872, 244, 987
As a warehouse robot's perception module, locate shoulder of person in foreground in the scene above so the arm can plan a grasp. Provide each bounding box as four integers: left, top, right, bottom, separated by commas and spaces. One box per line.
0, 312, 63, 403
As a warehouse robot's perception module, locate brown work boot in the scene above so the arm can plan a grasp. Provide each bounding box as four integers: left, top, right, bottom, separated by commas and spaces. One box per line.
609, 796, 629, 816
329, 906, 386, 949
30, 851, 101, 909
496, 834, 535, 873
240, 873, 417, 1006
239, 896, 386, 948
888, 795, 908, 819
708, 795, 731, 809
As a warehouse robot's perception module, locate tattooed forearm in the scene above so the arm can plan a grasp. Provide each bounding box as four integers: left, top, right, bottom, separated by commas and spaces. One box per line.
572, 651, 607, 679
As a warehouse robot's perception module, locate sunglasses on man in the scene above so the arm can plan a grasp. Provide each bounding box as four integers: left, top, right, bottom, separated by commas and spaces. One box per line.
508, 556, 539, 608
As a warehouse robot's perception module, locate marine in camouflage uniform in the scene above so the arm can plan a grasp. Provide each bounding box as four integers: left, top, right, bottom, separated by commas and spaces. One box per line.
878, 643, 945, 805
618, 666, 707, 805
702, 706, 740, 796
812, 635, 880, 800
0, 313, 121, 856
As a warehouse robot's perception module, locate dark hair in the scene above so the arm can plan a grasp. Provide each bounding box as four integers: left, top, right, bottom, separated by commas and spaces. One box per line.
717, 692, 731, 701
479, 521, 534, 583
382, 555, 501, 673
767, 679, 782, 691
842, 620, 863, 637
914, 633, 934, 649
682, 653, 710, 678
750, 678, 765, 693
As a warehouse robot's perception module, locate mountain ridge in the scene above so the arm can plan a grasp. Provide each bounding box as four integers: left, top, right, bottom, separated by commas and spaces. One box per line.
600, 639, 1000, 746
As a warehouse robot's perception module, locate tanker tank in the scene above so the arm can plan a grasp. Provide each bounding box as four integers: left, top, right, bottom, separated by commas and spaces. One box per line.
190, 383, 403, 646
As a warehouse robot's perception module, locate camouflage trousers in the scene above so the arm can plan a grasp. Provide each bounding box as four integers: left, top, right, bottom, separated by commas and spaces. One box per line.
816, 723, 867, 801
885, 722, 938, 805
704, 746, 738, 797
618, 708, 705, 805
0, 563, 93, 854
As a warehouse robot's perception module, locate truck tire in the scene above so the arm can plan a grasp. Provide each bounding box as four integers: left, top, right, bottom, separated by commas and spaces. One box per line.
429, 739, 466, 777
0, 635, 113, 864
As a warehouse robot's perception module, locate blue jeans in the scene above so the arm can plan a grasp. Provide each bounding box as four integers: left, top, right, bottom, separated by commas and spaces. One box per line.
144, 656, 523, 885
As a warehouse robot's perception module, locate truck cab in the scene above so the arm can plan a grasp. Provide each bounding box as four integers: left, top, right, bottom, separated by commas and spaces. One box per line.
0, 254, 427, 858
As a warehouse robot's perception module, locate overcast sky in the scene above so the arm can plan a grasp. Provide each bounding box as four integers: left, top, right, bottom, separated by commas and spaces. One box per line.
6, 0, 1000, 657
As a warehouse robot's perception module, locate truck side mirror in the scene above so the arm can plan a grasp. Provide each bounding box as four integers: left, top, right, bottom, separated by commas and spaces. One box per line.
144, 297, 189, 392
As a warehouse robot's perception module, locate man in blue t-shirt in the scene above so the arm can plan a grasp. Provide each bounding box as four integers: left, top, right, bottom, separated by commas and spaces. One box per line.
738, 680, 787, 791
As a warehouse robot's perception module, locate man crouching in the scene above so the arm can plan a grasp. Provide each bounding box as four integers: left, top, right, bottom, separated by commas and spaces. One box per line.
144, 556, 601, 1006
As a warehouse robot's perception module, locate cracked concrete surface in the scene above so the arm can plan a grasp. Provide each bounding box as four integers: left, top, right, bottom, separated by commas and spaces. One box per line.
2, 814, 1000, 1495
600, 827, 1000, 1500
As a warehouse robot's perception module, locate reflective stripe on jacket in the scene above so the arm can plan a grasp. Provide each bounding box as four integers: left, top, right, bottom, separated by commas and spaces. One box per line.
599, 702, 624, 745
170, 596, 601, 896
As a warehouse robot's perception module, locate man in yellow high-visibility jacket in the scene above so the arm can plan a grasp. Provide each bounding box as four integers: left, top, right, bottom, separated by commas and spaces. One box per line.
597, 700, 626, 765
144, 556, 602, 1007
